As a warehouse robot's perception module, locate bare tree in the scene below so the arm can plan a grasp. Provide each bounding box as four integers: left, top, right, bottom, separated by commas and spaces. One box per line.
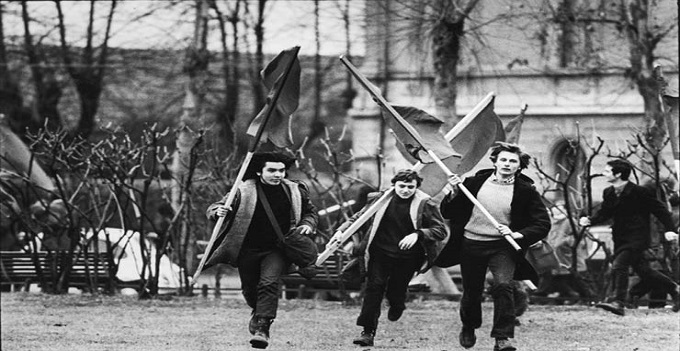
209, 0, 243, 152
0, 1, 30, 133
54, 0, 117, 139
19, 0, 62, 132
174, 0, 210, 276
531, 0, 678, 162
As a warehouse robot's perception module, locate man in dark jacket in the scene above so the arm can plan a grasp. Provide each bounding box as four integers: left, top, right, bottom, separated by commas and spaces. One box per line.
328, 169, 447, 347
580, 159, 679, 316
205, 152, 318, 349
438, 143, 550, 351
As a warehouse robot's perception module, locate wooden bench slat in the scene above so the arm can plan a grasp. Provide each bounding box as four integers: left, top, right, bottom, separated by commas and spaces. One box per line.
1, 251, 114, 289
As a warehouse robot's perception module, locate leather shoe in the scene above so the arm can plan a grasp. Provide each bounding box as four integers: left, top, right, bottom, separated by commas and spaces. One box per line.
672, 284, 680, 313
459, 326, 476, 349
352, 329, 375, 346
494, 338, 517, 351
387, 306, 404, 321
248, 312, 257, 335
595, 300, 625, 316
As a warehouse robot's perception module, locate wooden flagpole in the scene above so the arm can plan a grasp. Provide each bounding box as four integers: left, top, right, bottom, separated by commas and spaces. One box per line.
190, 47, 301, 285
316, 92, 497, 265
340, 56, 522, 252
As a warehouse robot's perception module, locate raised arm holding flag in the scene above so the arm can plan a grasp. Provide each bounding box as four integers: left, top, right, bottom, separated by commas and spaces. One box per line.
192, 46, 301, 285
338, 56, 523, 251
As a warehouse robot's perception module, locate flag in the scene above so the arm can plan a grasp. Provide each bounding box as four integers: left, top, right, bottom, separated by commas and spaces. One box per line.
661, 79, 679, 161
504, 104, 527, 144
381, 105, 459, 163
417, 96, 505, 196
247, 46, 301, 149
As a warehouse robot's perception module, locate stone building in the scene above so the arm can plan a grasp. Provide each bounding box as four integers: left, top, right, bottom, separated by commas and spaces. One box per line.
346, 0, 678, 204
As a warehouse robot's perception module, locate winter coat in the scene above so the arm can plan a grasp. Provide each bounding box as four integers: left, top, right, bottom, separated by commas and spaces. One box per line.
436, 169, 551, 283
591, 182, 675, 254
204, 179, 317, 268
337, 189, 448, 273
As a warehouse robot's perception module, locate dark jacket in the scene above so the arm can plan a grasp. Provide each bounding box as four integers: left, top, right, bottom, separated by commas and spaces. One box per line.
435, 169, 551, 282
338, 189, 448, 273
204, 179, 318, 268
591, 182, 675, 254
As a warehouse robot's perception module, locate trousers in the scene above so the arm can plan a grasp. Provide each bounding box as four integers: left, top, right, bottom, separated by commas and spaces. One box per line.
459, 238, 517, 339
237, 248, 287, 319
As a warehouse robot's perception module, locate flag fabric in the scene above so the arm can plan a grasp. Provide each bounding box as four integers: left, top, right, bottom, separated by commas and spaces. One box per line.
247, 47, 301, 148
503, 105, 527, 144
381, 105, 459, 163
661, 79, 679, 161
417, 96, 505, 196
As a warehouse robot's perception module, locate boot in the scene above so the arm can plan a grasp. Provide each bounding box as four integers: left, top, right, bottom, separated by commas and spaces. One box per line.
494, 338, 517, 351
595, 300, 625, 316
458, 326, 476, 349
672, 284, 680, 313
250, 317, 272, 349
352, 327, 375, 346
248, 311, 257, 335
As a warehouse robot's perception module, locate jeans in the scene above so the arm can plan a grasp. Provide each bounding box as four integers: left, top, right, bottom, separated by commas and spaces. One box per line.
237, 248, 287, 319
356, 250, 421, 331
459, 238, 517, 339
611, 249, 677, 303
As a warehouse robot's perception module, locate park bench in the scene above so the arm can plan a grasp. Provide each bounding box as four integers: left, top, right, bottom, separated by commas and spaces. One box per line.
0, 250, 116, 292
281, 252, 362, 298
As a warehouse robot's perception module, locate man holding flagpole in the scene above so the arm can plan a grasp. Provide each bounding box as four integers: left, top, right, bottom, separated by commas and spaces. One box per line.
439, 142, 550, 351
205, 152, 317, 349
327, 169, 446, 347
194, 46, 308, 350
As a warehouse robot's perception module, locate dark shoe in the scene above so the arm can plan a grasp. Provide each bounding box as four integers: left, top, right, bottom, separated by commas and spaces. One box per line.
494, 338, 517, 351
387, 306, 404, 321
458, 326, 476, 349
672, 285, 680, 313
248, 312, 257, 335
250, 317, 272, 349
352, 329, 375, 347
595, 300, 625, 316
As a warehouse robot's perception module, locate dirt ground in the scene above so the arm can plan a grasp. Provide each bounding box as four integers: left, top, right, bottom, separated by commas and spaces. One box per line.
1, 292, 678, 351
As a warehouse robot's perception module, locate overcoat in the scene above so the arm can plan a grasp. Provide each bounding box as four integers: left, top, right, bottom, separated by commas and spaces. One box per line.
591, 182, 675, 254
204, 179, 317, 268
435, 169, 551, 283
338, 189, 448, 273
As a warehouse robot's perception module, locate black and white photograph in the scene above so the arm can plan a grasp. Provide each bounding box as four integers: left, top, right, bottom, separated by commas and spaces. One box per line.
1, 1, 678, 350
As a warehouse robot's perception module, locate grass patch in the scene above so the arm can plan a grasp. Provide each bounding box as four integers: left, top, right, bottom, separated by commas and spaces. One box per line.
1, 293, 678, 350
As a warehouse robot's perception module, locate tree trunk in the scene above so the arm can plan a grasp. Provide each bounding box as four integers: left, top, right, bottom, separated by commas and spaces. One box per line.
621, 0, 667, 151
21, 0, 62, 132
210, 0, 236, 151
175, 0, 210, 278
431, 11, 464, 127
0, 6, 30, 133
308, 0, 325, 143
54, 0, 117, 139
252, 0, 266, 112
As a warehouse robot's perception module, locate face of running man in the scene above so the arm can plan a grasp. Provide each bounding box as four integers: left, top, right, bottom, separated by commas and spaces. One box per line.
493, 151, 521, 179
394, 180, 418, 199
258, 162, 286, 185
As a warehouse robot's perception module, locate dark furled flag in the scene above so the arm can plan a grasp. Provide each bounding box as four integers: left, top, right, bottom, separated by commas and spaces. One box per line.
247, 46, 301, 148
417, 95, 505, 196
381, 105, 459, 164
504, 103, 527, 144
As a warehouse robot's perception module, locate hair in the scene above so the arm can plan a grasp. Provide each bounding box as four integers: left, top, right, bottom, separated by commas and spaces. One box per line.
606, 159, 632, 181
244, 151, 296, 179
489, 142, 531, 171
390, 169, 423, 187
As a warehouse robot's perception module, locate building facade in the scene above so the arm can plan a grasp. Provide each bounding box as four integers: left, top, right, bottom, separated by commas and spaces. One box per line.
348, 0, 678, 203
